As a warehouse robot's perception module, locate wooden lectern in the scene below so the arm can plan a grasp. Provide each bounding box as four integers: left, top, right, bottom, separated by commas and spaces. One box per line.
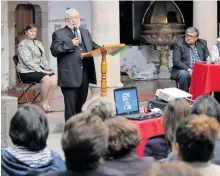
80, 44, 126, 97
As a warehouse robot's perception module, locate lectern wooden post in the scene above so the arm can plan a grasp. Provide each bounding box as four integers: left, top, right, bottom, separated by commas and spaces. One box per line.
80, 44, 126, 97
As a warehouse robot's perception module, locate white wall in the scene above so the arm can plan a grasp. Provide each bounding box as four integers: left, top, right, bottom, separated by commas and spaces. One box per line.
1, 1, 10, 92
48, 1, 92, 73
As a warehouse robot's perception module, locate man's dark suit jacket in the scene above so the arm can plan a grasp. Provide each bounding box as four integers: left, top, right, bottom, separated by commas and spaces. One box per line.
171, 38, 210, 80
50, 26, 100, 88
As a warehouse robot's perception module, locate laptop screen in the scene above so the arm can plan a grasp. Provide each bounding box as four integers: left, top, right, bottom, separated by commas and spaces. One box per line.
114, 87, 139, 115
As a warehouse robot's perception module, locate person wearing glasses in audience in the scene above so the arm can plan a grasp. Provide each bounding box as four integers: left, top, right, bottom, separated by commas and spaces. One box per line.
170, 27, 210, 92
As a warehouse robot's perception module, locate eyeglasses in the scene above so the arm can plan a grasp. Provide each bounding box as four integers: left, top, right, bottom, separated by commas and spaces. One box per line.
66, 16, 80, 20
185, 34, 197, 39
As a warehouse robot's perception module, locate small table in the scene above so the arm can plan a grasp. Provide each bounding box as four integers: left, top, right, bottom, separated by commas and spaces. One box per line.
190, 63, 220, 100
129, 117, 165, 157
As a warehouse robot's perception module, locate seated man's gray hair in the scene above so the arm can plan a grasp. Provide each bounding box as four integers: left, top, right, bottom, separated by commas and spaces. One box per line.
185, 27, 199, 37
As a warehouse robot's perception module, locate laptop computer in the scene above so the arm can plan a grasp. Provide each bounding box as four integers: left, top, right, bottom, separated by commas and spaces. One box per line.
114, 87, 155, 120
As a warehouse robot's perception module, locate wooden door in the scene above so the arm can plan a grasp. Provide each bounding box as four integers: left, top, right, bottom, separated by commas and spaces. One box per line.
15, 4, 35, 55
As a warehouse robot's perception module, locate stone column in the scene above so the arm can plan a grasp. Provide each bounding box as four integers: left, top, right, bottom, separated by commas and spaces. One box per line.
193, 0, 217, 51
90, 0, 123, 101
1, 1, 10, 92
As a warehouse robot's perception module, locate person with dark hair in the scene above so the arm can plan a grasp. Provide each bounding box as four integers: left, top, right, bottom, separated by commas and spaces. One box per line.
160, 95, 220, 165
144, 98, 191, 160
145, 162, 201, 176
1, 104, 66, 176
191, 94, 220, 165
174, 115, 220, 176
17, 24, 57, 112
41, 113, 123, 176
171, 27, 210, 92
191, 94, 220, 122
103, 116, 154, 176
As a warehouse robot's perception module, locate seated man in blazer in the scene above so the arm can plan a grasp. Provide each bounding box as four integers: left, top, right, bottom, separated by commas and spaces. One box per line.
171, 27, 210, 92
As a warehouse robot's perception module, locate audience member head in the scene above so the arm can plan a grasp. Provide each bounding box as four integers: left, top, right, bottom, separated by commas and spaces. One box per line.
24, 24, 37, 40
174, 114, 220, 163
65, 8, 80, 28
82, 97, 115, 121
104, 116, 141, 160
163, 98, 191, 149
217, 37, 220, 43
185, 27, 199, 46
9, 104, 49, 151
191, 94, 220, 123
145, 162, 201, 176
61, 113, 108, 172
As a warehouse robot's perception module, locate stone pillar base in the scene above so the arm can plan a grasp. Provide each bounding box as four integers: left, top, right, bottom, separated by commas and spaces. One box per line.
158, 65, 170, 79
1, 96, 18, 148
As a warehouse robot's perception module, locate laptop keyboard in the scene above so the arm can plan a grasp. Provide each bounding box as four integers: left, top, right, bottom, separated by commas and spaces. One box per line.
126, 113, 162, 120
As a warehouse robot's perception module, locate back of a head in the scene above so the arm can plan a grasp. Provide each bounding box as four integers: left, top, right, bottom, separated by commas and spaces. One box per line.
82, 97, 115, 121
104, 116, 141, 160
62, 113, 108, 172
175, 114, 220, 162
163, 98, 191, 149
9, 104, 49, 151
191, 95, 220, 123
145, 162, 201, 176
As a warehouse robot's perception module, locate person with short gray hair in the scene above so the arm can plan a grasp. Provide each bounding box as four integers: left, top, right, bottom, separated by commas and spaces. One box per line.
185, 27, 199, 37
171, 27, 210, 92
50, 8, 101, 122
82, 97, 115, 121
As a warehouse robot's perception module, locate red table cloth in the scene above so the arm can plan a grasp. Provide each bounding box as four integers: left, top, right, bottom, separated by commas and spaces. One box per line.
129, 117, 165, 157
190, 63, 220, 100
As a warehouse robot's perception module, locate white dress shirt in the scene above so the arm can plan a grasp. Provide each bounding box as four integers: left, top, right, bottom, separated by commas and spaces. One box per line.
211, 44, 220, 62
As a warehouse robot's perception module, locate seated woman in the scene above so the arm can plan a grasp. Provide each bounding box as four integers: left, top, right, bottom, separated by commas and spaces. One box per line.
103, 116, 155, 176
144, 98, 191, 160
17, 24, 57, 112
174, 115, 220, 176
1, 104, 66, 176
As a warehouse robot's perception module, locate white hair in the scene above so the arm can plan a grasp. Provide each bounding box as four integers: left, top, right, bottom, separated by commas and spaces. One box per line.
65, 8, 79, 19
82, 96, 116, 121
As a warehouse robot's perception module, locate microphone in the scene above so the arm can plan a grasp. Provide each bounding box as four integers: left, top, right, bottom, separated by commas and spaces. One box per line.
73, 27, 78, 38
73, 27, 82, 50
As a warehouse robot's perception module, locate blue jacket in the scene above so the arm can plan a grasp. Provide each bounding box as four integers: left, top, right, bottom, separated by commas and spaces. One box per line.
1, 149, 66, 176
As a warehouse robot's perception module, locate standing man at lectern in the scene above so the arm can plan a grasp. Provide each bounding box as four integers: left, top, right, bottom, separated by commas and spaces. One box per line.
50, 8, 100, 121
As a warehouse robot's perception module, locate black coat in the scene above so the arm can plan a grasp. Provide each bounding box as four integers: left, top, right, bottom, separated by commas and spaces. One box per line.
171, 38, 210, 80
50, 26, 100, 88
102, 152, 154, 176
